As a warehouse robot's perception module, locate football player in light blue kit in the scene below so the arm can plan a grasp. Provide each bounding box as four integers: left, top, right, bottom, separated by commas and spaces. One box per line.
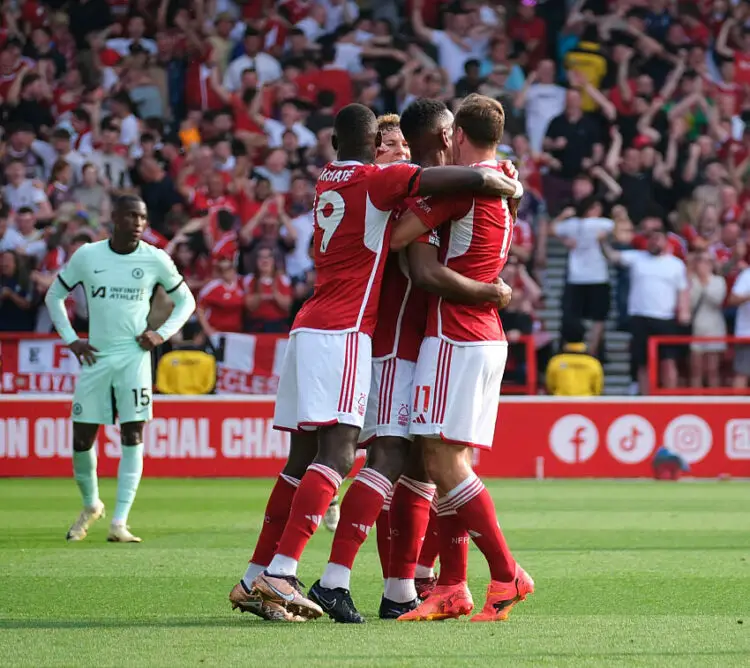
46, 195, 196, 542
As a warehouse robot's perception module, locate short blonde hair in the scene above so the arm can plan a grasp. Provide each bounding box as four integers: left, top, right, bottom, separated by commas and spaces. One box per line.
377, 113, 401, 135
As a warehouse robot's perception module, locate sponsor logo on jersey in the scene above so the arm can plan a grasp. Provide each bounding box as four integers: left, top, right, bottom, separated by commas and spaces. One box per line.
132, 268, 144, 279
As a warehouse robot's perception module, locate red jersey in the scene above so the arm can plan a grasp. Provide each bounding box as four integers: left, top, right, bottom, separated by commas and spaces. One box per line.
408, 160, 515, 344
371, 228, 438, 363
191, 192, 238, 218
242, 273, 292, 323
513, 218, 534, 252
211, 231, 238, 261
40, 246, 65, 273
293, 160, 423, 335
296, 68, 353, 112
179, 255, 212, 295
197, 278, 244, 333
142, 226, 169, 250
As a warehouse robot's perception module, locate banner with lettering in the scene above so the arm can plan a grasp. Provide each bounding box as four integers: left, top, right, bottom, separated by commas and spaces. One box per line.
2, 397, 749, 478
0, 333, 289, 395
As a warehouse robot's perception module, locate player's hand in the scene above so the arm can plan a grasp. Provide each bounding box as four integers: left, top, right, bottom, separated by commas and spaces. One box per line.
70, 340, 99, 366
136, 330, 164, 351
492, 277, 513, 310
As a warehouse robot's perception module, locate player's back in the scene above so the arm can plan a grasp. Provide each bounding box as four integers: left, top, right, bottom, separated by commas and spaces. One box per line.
430, 160, 515, 344
293, 159, 421, 336
61, 240, 179, 355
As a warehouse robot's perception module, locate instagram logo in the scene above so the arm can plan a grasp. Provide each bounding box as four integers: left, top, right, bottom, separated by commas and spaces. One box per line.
725, 420, 750, 460
663, 416, 712, 464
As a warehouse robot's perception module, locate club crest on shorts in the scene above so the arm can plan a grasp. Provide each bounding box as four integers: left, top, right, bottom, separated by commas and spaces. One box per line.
132, 268, 144, 279
398, 403, 410, 427
357, 393, 367, 416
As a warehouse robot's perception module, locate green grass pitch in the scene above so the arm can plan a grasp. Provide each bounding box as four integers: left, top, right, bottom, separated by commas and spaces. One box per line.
1, 478, 749, 667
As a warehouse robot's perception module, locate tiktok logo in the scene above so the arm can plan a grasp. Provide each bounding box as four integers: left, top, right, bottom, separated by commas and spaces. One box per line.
606, 415, 655, 464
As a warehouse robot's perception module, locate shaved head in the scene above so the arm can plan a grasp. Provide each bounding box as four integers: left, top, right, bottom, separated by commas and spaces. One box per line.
332, 103, 380, 164
399, 98, 454, 165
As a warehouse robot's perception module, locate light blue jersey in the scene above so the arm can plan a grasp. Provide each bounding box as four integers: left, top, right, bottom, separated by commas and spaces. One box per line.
56, 240, 184, 356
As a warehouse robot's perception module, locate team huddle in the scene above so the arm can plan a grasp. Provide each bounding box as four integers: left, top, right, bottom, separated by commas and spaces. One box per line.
229, 95, 533, 623
49, 93, 533, 623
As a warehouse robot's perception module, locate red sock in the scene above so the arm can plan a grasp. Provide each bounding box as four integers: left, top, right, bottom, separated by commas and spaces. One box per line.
375, 487, 393, 579
329, 468, 392, 569
417, 495, 439, 571
388, 477, 435, 579
450, 474, 515, 582
436, 497, 469, 586
249, 474, 299, 566
275, 464, 342, 561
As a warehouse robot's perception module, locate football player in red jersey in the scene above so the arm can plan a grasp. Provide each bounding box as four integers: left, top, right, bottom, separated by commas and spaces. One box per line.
319, 113, 411, 538
228, 103, 523, 622
309, 101, 516, 623
393, 95, 534, 623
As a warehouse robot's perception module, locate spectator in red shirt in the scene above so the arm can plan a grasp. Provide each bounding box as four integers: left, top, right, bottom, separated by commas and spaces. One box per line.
172, 240, 211, 296
243, 246, 292, 333
196, 255, 244, 336
295, 42, 353, 112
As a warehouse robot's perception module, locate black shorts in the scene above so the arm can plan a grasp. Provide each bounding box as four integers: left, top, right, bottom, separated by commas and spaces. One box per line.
630, 316, 681, 368
563, 282, 611, 322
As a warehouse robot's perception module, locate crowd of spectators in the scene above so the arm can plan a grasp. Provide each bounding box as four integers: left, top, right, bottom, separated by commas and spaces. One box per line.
1, 0, 750, 394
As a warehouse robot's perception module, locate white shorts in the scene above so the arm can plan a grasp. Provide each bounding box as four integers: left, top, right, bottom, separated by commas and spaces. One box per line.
359, 357, 416, 444
72, 352, 153, 425
274, 331, 372, 432
409, 337, 507, 450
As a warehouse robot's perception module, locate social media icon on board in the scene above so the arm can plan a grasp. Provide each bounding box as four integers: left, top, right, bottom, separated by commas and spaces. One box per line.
725, 419, 750, 460
549, 415, 598, 464
606, 415, 655, 464
663, 415, 712, 464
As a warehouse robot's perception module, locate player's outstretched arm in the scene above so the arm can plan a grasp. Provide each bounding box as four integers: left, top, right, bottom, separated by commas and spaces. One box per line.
407, 241, 510, 308
418, 166, 523, 199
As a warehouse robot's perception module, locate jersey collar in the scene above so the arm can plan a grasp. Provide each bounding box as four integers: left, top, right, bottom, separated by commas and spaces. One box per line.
331, 160, 364, 167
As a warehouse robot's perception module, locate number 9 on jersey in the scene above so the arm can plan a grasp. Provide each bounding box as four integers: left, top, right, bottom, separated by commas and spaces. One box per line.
314, 190, 346, 253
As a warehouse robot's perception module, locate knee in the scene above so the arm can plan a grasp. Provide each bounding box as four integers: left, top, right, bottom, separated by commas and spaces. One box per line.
315, 425, 360, 477
72, 425, 98, 452
120, 423, 144, 445
365, 439, 409, 483
316, 443, 356, 479
402, 442, 430, 482
72, 436, 95, 453
421, 444, 444, 483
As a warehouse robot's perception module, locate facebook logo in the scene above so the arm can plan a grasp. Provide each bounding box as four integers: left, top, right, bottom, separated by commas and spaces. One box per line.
549, 415, 599, 464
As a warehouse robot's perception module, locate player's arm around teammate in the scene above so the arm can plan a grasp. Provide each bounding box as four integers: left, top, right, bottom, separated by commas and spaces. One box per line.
45, 196, 195, 543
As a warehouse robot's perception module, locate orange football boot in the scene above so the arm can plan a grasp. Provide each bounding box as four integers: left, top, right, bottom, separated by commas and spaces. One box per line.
471, 565, 534, 622
397, 583, 473, 621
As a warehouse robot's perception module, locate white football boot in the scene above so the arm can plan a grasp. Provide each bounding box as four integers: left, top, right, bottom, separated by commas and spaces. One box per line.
107, 522, 142, 543
66, 500, 106, 542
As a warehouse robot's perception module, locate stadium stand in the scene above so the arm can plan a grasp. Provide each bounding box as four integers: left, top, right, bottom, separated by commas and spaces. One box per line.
2, 0, 750, 395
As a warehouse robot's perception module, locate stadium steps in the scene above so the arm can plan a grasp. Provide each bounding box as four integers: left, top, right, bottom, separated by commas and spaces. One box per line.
539, 240, 632, 396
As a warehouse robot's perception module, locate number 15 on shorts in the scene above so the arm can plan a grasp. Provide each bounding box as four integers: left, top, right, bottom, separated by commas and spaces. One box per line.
132, 388, 151, 408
